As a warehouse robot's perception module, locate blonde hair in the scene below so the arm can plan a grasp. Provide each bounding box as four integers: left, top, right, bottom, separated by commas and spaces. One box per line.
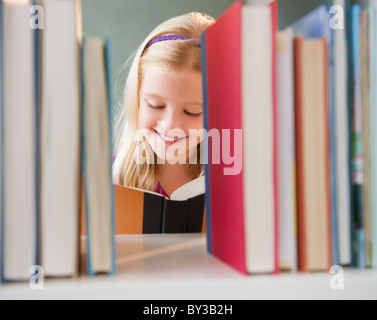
113, 12, 215, 191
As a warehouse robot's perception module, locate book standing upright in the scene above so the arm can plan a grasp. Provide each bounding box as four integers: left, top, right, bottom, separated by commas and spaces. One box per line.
1, 0, 39, 282
333, 0, 352, 267
40, 0, 83, 277
81, 36, 116, 275
276, 27, 297, 271
202, 0, 278, 275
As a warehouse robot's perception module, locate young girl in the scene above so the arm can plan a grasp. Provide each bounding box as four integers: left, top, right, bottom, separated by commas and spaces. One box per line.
113, 12, 215, 198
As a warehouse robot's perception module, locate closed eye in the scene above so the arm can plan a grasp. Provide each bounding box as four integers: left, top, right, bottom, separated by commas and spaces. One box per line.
184, 110, 203, 118
146, 102, 165, 110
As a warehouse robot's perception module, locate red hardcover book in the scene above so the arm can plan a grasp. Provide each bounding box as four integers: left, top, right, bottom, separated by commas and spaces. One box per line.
206, 0, 246, 274
205, 0, 277, 274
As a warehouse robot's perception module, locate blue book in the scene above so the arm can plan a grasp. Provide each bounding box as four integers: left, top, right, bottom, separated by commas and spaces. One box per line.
201, 31, 212, 254
82, 36, 116, 275
290, 5, 330, 39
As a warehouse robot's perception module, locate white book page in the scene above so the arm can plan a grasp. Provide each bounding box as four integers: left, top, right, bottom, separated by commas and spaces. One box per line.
242, 5, 275, 274
170, 176, 205, 201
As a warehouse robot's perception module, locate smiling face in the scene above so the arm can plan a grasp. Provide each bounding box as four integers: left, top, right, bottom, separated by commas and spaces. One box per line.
138, 68, 204, 164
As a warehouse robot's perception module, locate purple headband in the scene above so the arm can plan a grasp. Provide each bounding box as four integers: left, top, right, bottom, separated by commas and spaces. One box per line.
143, 35, 201, 53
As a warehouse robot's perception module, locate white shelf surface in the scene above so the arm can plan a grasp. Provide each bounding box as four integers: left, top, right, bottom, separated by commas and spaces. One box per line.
1, 233, 377, 300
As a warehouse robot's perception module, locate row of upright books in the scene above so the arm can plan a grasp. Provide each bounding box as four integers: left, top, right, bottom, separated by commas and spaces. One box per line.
1, 0, 377, 283
202, 0, 377, 274
0, 0, 115, 282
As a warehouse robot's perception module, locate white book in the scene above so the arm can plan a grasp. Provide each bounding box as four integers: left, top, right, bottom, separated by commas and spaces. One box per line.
276, 28, 297, 271
40, 0, 82, 277
2, 0, 38, 281
333, 0, 352, 266
242, 5, 275, 274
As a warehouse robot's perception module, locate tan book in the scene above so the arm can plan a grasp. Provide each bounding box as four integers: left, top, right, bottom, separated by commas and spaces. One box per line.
294, 36, 332, 272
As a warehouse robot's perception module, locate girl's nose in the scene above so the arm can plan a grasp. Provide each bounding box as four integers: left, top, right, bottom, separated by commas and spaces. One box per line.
161, 108, 182, 133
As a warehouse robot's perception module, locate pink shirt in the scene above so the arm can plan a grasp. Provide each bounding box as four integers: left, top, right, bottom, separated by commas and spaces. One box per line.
155, 182, 170, 199
113, 151, 170, 199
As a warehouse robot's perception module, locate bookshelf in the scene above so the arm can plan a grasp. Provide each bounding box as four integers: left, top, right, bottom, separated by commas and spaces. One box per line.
1, 234, 376, 300
2, 0, 377, 300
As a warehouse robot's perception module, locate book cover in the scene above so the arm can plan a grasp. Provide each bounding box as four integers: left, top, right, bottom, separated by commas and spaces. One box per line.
205, 0, 247, 274
205, 0, 277, 274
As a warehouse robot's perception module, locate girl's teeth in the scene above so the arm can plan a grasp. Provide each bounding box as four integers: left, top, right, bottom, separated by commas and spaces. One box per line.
159, 132, 178, 142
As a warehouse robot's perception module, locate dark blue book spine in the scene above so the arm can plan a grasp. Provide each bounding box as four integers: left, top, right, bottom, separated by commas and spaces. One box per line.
201, 31, 212, 254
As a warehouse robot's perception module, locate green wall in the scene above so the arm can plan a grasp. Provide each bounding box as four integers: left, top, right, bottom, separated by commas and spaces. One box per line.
82, 0, 236, 108
82, 0, 334, 108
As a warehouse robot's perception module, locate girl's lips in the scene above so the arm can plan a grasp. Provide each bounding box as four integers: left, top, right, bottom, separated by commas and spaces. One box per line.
153, 129, 187, 144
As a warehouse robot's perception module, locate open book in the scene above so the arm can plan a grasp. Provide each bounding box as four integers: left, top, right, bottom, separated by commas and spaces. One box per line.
113, 176, 206, 234
81, 176, 206, 236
